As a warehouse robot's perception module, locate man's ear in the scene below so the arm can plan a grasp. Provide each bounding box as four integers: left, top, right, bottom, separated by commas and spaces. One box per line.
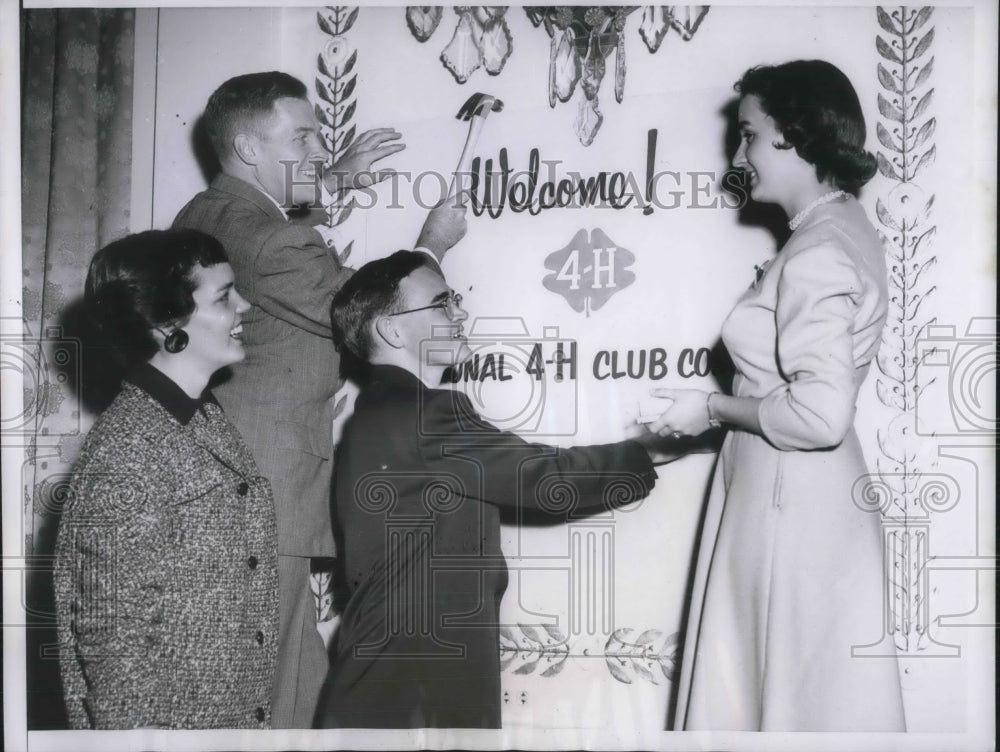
374, 316, 404, 350
233, 133, 258, 166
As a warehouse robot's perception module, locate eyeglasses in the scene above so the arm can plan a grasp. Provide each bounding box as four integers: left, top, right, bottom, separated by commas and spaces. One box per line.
389, 291, 463, 317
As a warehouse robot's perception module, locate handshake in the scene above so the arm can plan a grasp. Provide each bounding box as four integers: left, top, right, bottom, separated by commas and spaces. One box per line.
631, 387, 724, 465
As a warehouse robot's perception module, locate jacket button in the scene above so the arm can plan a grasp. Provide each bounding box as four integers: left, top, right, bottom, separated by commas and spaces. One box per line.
237, 482, 249, 496
255, 630, 264, 645
247, 555, 258, 569
255, 706, 265, 722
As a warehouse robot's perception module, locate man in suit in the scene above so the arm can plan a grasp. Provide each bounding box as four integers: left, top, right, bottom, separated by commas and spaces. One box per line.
315, 251, 679, 728
173, 72, 466, 727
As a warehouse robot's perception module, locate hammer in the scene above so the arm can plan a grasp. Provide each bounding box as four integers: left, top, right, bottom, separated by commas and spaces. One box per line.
450, 92, 504, 200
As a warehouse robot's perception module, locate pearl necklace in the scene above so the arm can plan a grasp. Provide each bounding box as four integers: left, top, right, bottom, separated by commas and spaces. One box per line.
788, 190, 849, 231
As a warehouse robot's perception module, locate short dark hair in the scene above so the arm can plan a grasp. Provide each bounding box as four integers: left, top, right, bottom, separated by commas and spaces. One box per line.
85, 229, 228, 369
331, 250, 436, 362
204, 71, 308, 160
736, 60, 877, 194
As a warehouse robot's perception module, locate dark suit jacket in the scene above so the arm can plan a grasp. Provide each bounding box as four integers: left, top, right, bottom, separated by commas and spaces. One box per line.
315, 365, 656, 728
54, 365, 278, 728
173, 174, 351, 556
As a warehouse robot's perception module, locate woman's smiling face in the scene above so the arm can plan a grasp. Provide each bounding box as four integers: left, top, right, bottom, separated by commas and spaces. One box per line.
733, 95, 815, 210
179, 262, 251, 376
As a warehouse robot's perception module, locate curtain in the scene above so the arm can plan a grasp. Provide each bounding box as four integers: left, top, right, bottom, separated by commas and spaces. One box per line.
20, 8, 135, 729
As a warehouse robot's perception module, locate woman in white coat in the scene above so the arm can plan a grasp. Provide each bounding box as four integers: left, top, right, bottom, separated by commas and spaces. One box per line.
652, 60, 906, 731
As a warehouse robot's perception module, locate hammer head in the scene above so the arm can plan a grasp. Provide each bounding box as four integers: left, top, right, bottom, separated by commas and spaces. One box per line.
456, 93, 504, 121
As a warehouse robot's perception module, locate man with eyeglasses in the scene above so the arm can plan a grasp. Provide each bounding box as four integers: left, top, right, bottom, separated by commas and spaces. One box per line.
315, 250, 681, 729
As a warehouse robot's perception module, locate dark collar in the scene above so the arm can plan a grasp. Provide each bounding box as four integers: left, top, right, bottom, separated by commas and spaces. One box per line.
363, 364, 487, 433
124, 362, 220, 426
368, 363, 420, 387
367, 363, 457, 394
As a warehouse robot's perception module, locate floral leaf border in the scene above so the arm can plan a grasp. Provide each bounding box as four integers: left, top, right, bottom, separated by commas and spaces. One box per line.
315, 6, 360, 249
499, 624, 679, 685
311, 7, 360, 622
872, 5, 939, 655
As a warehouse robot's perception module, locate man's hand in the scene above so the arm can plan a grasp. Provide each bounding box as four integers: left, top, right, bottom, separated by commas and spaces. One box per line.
628, 425, 721, 465
322, 128, 405, 194
416, 195, 468, 259
630, 430, 687, 465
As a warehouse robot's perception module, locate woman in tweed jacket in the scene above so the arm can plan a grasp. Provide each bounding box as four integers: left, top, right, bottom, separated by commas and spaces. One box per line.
54, 229, 279, 729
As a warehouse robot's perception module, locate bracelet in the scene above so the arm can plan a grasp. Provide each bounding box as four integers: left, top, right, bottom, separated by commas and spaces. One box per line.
706, 392, 722, 429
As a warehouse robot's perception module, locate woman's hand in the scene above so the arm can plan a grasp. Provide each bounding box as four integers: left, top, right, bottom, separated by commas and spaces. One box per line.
648, 388, 713, 438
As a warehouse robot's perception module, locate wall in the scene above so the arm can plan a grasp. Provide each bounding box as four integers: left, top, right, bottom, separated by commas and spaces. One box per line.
145, 4, 994, 745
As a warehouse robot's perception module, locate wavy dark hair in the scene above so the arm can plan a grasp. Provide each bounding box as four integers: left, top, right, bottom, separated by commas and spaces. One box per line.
85, 229, 228, 369
204, 71, 308, 160
331, 250, 436, 363
736, 60, 877, 194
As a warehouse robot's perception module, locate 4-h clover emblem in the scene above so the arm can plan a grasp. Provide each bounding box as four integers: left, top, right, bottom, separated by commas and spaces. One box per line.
543, 228, 636, 316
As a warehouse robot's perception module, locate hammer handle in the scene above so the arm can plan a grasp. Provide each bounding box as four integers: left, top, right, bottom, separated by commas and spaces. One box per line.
450, 114, 488, 199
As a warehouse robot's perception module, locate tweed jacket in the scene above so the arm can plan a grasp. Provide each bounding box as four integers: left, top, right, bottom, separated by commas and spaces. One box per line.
54, 366, 279, 729
173, 173, 351, 556
316, 365, 657, 728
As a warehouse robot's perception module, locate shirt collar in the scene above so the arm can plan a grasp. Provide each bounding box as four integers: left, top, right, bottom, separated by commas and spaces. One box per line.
211, 172, 335, 222
261, 187, 290, 220
124, 362, 219, 426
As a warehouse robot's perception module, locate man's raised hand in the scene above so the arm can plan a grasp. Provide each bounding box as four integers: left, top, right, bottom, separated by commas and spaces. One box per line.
323, 128, 406, 193
416, 194, 469, 260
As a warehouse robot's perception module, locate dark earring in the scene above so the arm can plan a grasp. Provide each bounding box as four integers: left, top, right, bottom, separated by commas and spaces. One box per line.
164, 329, 189, 354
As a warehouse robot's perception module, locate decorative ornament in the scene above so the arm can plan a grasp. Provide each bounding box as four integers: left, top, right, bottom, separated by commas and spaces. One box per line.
575, 96, 604, 147
406, 6, 443, 41
869, 5, 944, 657
315, 6, 360, 264
407, 6, 709, 146
441, 7, 484, 83
669, 5, 709, 41
164, 329, 188, 354
551, 27, 581, 103
580, 29, 606, 101
639, 6, 672, 52
498, 624, 678, 685
411, 6, 514, 83
311, 10, 362, 628
529, 6, 710, 146
321, 35, 352, 71
544, 228, 635, 316
614, 20, 626, 103
480, 9, 514, 74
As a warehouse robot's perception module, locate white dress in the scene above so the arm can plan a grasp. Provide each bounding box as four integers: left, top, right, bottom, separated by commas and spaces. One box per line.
673, 198, 906, 731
